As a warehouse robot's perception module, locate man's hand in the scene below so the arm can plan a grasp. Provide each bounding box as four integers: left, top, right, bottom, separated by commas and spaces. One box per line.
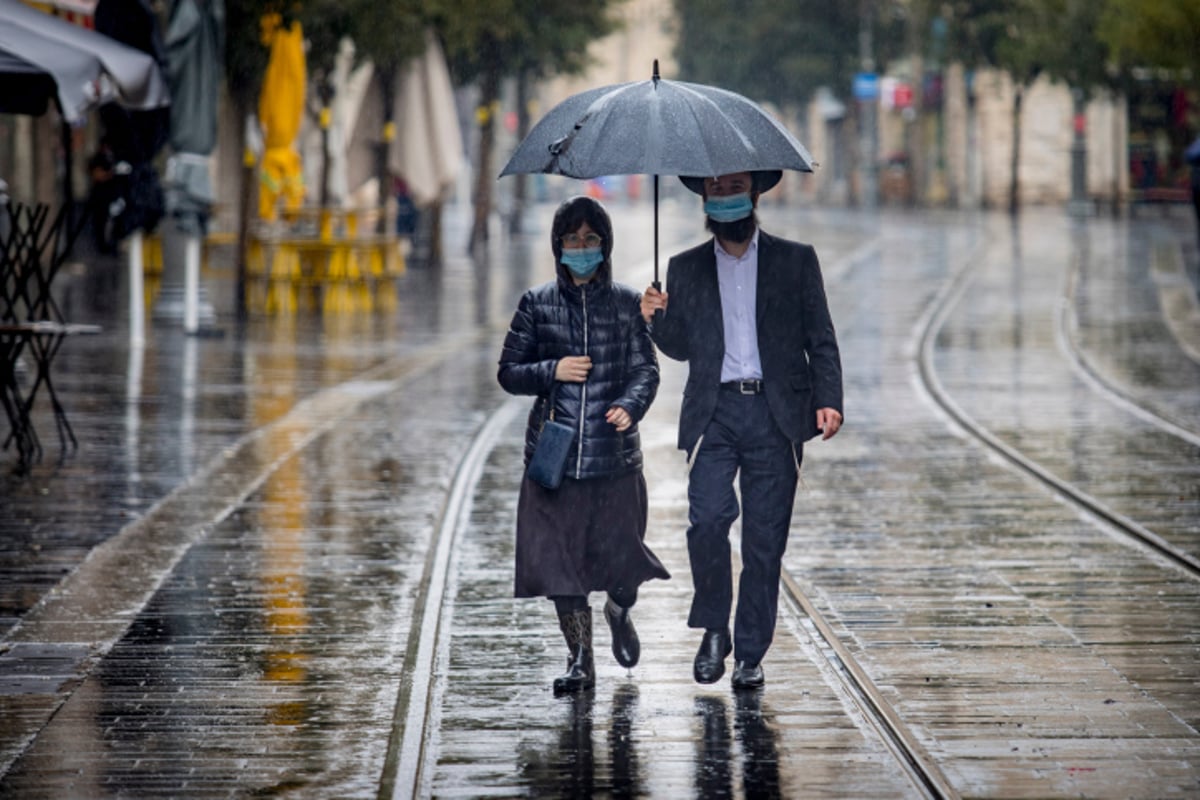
555, 355, 592, 383
641, 286, 667, 323
816, 407, 842, 440
606, 406, 632, 431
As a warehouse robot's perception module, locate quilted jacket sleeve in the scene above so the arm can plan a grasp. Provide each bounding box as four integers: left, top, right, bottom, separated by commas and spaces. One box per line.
497, 289, 558, 396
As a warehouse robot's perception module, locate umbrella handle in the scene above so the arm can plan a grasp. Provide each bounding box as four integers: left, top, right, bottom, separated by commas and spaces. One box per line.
653, 175, 660, 289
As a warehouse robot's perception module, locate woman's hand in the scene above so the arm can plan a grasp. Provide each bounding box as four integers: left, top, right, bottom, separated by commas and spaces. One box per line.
555, 355, 592, 383
606, 406, 632, 431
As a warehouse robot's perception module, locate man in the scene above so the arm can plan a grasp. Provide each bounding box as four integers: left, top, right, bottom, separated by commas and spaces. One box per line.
641, 171, 843, 689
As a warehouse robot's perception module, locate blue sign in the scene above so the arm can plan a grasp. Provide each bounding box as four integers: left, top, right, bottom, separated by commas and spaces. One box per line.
853, 72, 879, 101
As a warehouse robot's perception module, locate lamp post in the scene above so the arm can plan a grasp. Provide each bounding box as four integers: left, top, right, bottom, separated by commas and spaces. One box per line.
1069, 87, 1091, 217
857, 0, 878, 209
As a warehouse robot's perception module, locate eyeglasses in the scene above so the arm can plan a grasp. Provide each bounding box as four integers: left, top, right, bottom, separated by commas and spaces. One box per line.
561, 232, 602, 248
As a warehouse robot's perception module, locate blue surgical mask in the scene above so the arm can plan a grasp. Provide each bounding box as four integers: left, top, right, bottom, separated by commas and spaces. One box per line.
704, 192, 754, 222
561, 247, 604, 279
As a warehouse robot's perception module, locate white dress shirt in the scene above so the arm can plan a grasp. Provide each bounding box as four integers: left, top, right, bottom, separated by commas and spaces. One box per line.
715, 230, 762, 382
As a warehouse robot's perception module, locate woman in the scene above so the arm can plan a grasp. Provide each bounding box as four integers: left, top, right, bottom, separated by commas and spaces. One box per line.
498, 196, 670, 694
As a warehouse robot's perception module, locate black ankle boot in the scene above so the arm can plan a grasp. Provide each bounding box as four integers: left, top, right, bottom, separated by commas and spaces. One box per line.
553, 607, 595, 694
604, 598, 640, 668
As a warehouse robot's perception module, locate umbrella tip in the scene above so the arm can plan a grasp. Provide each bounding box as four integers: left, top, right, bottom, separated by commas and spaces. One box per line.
652, 59, 659, 83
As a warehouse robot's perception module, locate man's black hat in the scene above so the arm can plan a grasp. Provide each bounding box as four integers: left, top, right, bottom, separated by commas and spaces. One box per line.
679, 170, 782, 195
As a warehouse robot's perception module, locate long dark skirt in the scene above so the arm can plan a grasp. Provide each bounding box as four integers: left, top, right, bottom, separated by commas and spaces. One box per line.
514, 470, 670, 599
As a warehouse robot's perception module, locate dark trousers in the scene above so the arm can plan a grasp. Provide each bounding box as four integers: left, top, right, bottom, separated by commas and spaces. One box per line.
686, 389, 799, 664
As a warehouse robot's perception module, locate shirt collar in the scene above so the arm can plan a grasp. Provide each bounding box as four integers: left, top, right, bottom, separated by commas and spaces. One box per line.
713, 228, 760, 261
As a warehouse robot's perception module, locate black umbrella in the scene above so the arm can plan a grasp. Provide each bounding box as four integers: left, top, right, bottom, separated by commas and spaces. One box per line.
500, 61, 815, 286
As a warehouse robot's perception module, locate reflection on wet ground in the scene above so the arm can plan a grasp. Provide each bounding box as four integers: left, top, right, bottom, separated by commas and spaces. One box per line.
2, 203, 1199, 797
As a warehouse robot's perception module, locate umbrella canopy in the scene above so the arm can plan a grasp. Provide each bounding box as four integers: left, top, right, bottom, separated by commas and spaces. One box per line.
0, 0, 169, 123
258, 14, 305, 220
500, 63, 813, 181
501, 61, 814, 285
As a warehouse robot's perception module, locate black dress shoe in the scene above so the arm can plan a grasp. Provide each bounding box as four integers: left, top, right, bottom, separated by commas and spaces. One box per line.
731, 660, 764, 690
693, 628, 732, 684
604, 599, 640, 668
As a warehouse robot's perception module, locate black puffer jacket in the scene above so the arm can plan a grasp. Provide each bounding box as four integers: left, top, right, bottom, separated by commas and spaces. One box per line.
498, 264, 659, 481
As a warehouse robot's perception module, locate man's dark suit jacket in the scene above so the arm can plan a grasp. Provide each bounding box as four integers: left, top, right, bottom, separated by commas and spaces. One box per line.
651, 230, 843, 454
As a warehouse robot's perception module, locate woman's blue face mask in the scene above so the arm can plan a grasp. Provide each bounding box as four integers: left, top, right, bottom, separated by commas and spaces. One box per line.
561, 247, 604, 279
703, 192, 754, 223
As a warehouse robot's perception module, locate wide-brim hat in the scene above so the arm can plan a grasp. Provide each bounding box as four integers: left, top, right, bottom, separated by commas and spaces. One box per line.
679, 170, 782, 196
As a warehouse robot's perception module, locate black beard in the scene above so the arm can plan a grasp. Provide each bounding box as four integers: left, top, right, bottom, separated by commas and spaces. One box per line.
705, 213, 757, 243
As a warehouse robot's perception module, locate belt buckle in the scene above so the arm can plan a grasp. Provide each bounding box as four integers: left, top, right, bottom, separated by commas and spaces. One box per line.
739, 380, 757, 395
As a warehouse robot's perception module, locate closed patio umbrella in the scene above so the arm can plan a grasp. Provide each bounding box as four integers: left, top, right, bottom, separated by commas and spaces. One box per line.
258, 14, 305, 221
389, 30, 463, 207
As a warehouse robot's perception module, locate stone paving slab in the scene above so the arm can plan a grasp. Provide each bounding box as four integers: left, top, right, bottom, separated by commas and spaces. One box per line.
425, 401, 920, 798
2, 205, 1199, 798
790, 210, 1200, 797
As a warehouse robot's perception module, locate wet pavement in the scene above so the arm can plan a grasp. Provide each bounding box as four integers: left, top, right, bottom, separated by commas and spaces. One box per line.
1, 198, 1198, 798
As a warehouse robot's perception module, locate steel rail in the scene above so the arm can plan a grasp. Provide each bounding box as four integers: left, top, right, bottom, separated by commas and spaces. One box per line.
915, 242, 1200, 579
778, 567, 959, 800
379, 397, 522, 800
1057, 249, 1200, 447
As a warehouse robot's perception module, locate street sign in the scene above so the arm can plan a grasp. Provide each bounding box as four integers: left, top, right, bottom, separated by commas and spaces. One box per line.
853, 72, 879, 101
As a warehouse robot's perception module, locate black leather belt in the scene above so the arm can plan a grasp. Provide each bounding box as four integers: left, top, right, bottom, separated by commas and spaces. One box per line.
721, 379, 763, 395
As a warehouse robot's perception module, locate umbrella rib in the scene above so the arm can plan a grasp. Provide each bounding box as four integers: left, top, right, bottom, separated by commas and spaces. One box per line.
674, 83, 757, 175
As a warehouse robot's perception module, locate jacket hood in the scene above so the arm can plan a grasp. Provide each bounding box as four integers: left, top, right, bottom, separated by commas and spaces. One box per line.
551, 196, 614, 286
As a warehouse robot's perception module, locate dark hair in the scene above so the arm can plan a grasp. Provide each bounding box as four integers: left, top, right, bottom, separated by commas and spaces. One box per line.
550, 196, 614, 266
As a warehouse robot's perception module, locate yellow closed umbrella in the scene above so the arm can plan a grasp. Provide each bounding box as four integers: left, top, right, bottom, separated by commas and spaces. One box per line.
258, 14, 306, 220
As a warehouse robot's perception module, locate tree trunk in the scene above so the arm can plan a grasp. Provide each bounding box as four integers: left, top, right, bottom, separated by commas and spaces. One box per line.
508, 70, 531, 235
234, 94, 254, 321
1009, 84, 1023, 216
846, 100, 861, 208
469, 68, 500, 252
377, 66, 396, 235
319, 88, 332, 209
1110, 88, 1121, 216
429, 202, 443, 265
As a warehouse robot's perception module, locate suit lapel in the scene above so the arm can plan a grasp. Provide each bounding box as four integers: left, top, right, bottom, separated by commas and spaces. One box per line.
697, 242, 724, 362
756, 230, 772, 327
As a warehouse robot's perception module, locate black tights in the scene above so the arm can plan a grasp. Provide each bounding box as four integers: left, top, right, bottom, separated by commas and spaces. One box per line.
552, 587, 637, 617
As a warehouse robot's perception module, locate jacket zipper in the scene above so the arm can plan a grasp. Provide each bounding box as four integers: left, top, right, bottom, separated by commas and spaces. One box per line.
576, 289, 588, 478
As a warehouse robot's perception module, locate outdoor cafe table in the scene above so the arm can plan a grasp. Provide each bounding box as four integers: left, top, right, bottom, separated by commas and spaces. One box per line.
0, 201, 99, 473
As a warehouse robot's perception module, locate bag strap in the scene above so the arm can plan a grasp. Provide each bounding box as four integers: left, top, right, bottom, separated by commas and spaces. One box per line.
542, 381, 559, 427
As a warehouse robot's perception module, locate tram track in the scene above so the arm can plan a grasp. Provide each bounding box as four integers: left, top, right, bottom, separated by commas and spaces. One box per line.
915, 236, 1200, 579
385, 390, 964, 800
380, 396, 523, 800
777, 567, 959, 800
380, 225, 965, 798
1057, 248, 1200, 447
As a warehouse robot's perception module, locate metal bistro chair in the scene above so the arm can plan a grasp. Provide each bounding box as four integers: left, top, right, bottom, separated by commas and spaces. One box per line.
0, 201, 99, 472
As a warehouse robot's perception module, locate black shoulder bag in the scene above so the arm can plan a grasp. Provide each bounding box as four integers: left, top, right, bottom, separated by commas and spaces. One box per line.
527, 383, 575, 489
